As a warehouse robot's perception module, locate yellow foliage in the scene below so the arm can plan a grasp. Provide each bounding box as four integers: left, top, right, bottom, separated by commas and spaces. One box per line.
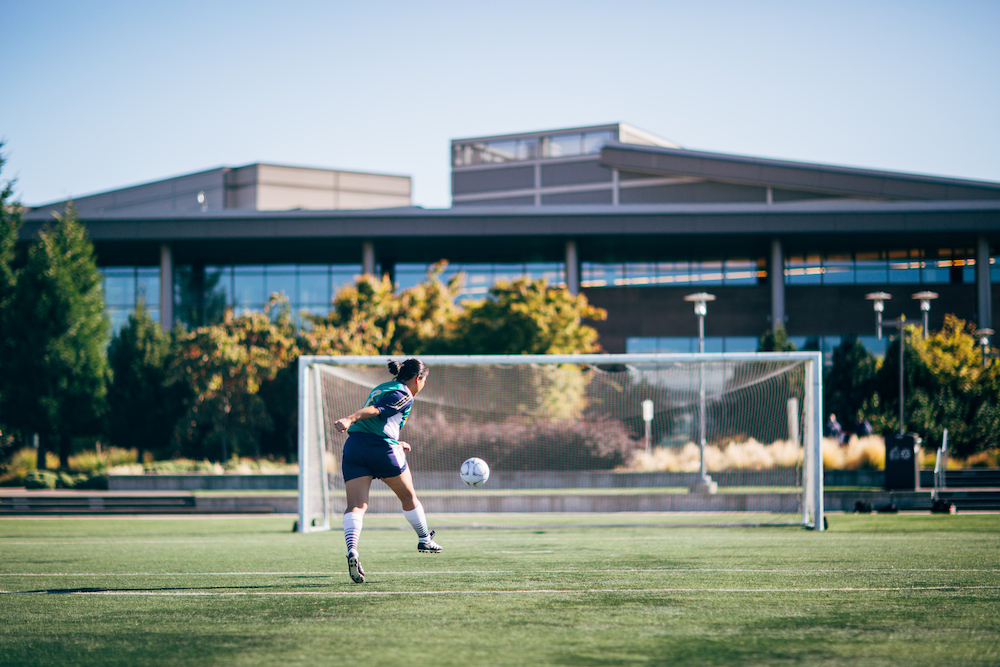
626, 438, 805, 472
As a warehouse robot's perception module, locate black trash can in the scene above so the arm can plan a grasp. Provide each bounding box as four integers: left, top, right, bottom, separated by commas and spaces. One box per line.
884, 433, 922, 490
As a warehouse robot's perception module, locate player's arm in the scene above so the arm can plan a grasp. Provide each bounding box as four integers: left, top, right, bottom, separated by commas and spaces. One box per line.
334, 406, 380, 433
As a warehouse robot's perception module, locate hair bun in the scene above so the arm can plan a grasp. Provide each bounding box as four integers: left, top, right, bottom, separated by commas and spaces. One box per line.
387, 360, 402, 376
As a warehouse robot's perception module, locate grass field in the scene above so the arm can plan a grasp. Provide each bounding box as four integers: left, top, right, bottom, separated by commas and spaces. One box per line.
2, 513, 999, 666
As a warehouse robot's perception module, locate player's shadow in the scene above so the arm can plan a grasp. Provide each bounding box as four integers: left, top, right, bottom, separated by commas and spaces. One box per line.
12, 577, 347, 595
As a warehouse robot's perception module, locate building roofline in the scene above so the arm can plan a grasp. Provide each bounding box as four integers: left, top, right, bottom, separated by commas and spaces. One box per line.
27, 162, 412, 211
601, 142, 1000, 200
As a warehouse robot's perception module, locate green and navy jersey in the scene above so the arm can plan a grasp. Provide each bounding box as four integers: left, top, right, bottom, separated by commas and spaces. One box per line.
347, 380, 414, 445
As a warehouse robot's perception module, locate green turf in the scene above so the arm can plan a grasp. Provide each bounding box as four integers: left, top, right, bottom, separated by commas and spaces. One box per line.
2, 513, 999, 666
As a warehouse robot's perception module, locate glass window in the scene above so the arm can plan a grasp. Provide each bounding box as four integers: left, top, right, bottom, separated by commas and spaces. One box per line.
692, 260, 724, 285
544, 133, 583, 158
517, 139, 538, 160
103, 269, 135, 306
887, 249, 922, 284
582, 262, 615, 288
623, 263, 657, 286
324, 265, 359, 296
583, 131, 614, 154
524, 262, 562, 286
702, 337, 724, 353
857, 335, 890, 358
136, 268, 160, 307
656, 337, 696, 353
265, 272, 297, 302
723, 259, 757, 285
655, 261, 691, 286
484, 140, 517, 163
854, 251, 888, 284
205, 267, 233, 306
786, 254, 822, 285
233, 270, 265, 308
822, 253, 853, 285
723, 336, 758, 352
107, 307, 132, 335
963, 258, 975, 284
924, 250, 953, 284
299, 271, 329, 306
626, 337, 659, 354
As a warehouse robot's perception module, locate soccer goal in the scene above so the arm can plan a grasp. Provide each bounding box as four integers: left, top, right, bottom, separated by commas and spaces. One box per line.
297, 353, 824, 532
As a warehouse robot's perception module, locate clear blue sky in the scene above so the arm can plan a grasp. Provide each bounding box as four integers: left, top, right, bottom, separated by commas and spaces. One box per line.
3, 0, 998, 209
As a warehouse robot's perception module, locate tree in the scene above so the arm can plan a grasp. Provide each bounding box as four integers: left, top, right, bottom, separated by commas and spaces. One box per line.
0, 144, 23, 461
1, 205, 109, 468
877, 315, 1000, 457
169, 296, 299, 461
758, 325, 797, 352
824, 336, 880, 433
303, 262, 462, 355
106, 298, 178, 461
446, 276, 606, 355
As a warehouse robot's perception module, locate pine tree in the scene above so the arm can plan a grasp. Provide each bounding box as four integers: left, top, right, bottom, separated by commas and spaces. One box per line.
0, 144, 24, 459
106, 298, 173, 462
2, 205, 109, 468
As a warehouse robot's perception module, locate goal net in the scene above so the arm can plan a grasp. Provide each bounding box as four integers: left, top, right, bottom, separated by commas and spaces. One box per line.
297, 353, 824, 532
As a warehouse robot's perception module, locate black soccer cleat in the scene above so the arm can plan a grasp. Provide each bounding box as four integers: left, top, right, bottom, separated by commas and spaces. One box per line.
347, 550, 366, 583
417, 530, 442, 553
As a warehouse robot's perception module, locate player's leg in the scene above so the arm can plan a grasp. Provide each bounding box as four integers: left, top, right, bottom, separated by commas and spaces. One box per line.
382, 469, 442, 553
342, 434, 373, 584
343, 476, 371, 583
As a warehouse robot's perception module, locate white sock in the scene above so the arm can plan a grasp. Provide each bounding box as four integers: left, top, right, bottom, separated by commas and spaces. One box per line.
402, 503, 430, 540
343, 511, 363, 555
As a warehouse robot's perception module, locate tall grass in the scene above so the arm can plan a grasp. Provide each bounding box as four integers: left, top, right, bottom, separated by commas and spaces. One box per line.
627, 438, 803, 472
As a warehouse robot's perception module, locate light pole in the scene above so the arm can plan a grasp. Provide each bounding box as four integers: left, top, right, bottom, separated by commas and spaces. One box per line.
866, 292, 891, 340
976, 328, 994, 368
912, 291, 938, 337
684, 292, 717, 493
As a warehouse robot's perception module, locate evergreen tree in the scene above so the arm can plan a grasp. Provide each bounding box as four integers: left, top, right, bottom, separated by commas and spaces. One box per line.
106, 298, 175, 462
824, 336, 879, 435
0, 144, 24, 460
2, 205, 109, 468
758, 325, 797, 352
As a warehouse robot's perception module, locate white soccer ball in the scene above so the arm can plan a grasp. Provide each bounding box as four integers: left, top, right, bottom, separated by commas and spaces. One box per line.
460, 457, 490, 487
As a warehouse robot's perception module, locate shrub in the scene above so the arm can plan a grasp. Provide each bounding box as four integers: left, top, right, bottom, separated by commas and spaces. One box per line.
23, 469, 57, 489
408, 416, 640, 471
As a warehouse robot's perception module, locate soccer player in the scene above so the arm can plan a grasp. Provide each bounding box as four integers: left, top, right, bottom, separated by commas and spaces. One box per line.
333, 358, 442, 584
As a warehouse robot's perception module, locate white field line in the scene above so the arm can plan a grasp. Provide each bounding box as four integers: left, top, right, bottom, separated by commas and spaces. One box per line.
7, 534, 999, 546
2, 586, 1000, 597
3, 567, 999, 577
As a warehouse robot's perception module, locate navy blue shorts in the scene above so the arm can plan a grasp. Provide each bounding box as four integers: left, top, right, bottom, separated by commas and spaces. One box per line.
342, 432, 408, 482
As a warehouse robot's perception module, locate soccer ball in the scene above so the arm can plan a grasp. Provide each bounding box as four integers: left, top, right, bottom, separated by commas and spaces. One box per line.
460, 457, 490, 487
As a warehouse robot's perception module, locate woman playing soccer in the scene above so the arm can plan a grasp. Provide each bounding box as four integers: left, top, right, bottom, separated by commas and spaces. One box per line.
333, 358, 441, 584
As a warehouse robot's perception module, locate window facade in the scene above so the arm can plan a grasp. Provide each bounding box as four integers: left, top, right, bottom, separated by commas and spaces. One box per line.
452, 130, 616, 167
784, 249, 978, 285
394, 262, 565, 299
101, 267, 160, 334
582, 258, 765, 288
627, 334, 890, 362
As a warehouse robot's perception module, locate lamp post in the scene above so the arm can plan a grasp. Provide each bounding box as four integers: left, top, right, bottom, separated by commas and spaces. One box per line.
975, 328, 994, 368
684, 292, 717, 493
866, 292, 892, 340
912, 291, 938, 337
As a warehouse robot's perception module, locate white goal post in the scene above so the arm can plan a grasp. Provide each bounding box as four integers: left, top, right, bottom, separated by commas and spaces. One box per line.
297, 353, 824, 533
